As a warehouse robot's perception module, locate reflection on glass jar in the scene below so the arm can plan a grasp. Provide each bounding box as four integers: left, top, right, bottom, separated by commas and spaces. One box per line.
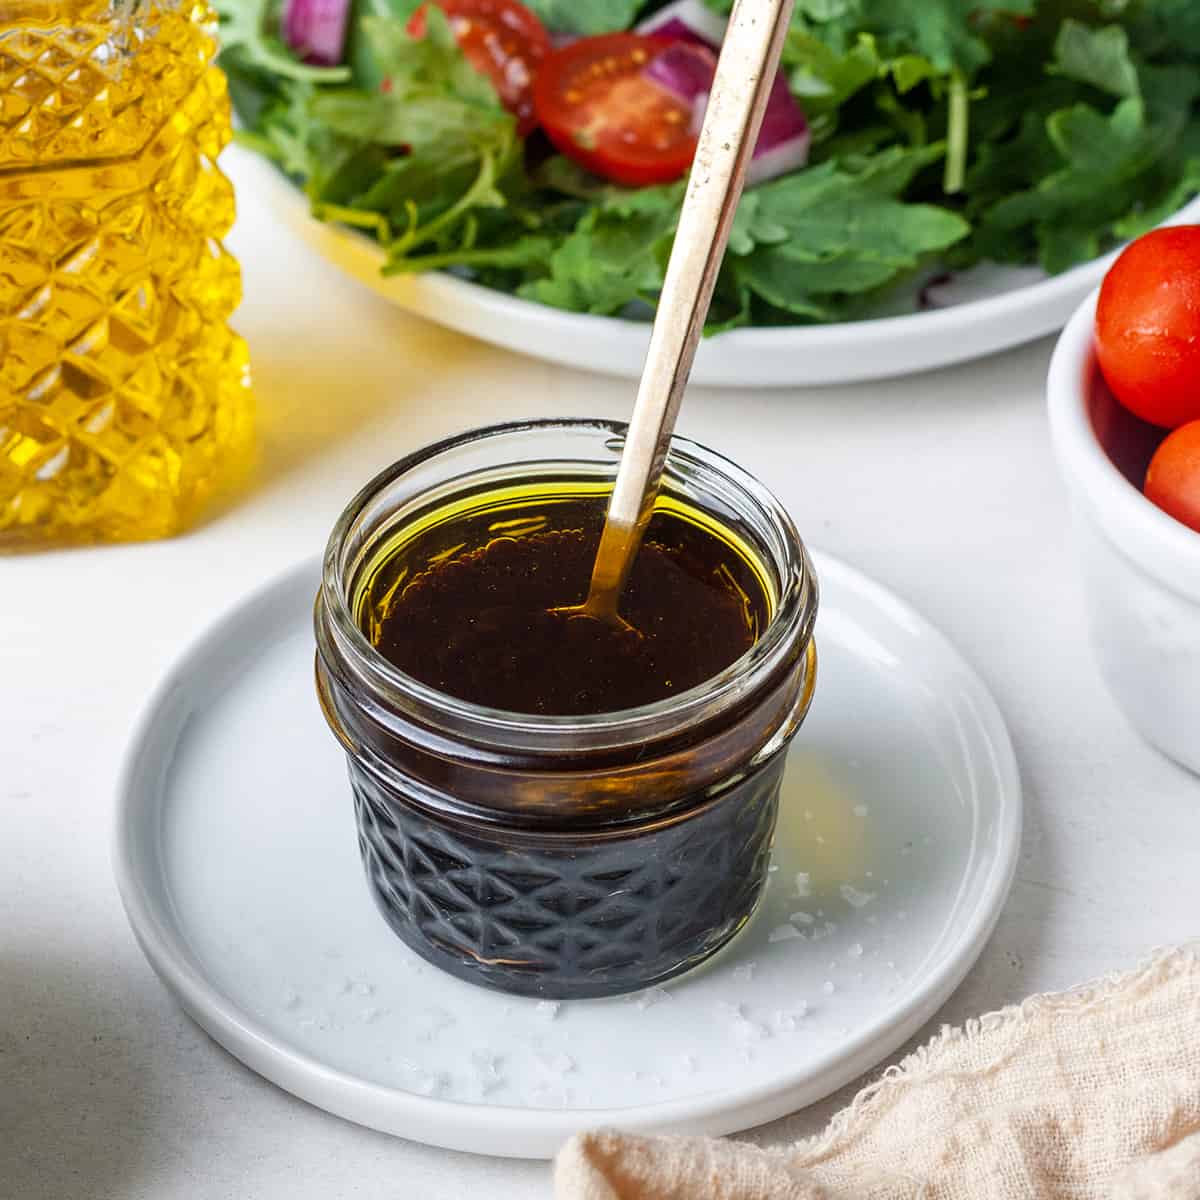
315, 421, 818, 999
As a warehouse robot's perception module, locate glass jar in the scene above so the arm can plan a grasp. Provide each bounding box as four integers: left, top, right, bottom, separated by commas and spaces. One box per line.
314, 421, 819, 999
0, 0, 252, 547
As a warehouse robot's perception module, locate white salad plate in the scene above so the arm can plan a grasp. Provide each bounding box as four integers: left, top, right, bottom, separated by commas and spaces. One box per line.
242, 149, 1200, 388
114, 551, 1021, 1158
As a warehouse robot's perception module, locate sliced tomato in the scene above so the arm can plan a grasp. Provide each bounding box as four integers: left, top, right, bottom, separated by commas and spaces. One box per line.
408, 0, 551, 135
533, 33, 699, 187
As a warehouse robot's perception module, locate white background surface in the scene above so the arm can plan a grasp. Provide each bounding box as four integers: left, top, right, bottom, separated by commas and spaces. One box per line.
4, 147, 1199, 1198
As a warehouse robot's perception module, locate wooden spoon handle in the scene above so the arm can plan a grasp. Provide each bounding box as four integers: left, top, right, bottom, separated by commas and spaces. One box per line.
585, 0, 796, 612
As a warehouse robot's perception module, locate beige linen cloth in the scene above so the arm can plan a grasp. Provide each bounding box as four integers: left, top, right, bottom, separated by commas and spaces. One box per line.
555, 947, 1200, 1200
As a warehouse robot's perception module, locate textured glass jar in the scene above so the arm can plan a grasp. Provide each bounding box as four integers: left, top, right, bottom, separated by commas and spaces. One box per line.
314, 421, 819, 999
0, 0, 252, 547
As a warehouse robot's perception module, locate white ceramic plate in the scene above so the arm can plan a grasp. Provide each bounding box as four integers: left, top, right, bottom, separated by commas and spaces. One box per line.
238, 149, 1200, 388
114, 552, 1021, 1158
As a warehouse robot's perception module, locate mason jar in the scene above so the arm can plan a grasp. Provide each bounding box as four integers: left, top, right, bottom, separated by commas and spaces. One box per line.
314, 420, 818, 999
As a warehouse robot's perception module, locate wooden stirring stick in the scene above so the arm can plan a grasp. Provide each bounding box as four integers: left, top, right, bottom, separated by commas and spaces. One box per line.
559, 0, 796, 629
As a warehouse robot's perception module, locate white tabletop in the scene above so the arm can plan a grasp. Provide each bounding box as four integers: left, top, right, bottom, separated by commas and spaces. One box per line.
4, 147, 1199, 1199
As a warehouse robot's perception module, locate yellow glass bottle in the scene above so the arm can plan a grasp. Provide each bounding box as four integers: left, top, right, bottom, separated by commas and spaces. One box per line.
0, 0, 252, 547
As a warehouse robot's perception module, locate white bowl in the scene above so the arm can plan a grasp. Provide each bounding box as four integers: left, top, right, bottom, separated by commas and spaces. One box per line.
1048, 292, 1200, 774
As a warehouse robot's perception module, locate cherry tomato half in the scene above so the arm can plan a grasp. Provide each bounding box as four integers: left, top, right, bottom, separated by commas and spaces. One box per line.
1095, 225, 1200, 430
1145, 420, 1200, 533
533, 33, 698, 187
409, 0, 551, 135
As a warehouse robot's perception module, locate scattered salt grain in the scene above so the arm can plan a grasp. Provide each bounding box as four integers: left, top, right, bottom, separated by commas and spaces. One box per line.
853, 804, 869, 818
768, 923, 801, 943
360, 1007, 387, 1024
732, 963, 756, 984
397, 1060, 443, 1097
848, 942, 863, 958
535, 1000, 561, 1021
822, 980, 836, 995
540, 1052, 576, 1076
469, 1052, 503, 1095
840, 883, 876, 909
635, 986, 671, 1010
789, 911, 814, 926
530, 1084, 570, 1108
794, 872, 812, 898
413, 1008, 455, 1041
773, 1004, 808, 1032
282, 988, 301, 1012
471, 1050, 502, 1081
679, 1054, 697, 1074
731, 1012, 769, 1043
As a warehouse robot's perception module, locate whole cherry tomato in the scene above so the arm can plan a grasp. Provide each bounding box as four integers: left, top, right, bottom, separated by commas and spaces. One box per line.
1095, 225, 1200, 430
1145, 420, 1200, 533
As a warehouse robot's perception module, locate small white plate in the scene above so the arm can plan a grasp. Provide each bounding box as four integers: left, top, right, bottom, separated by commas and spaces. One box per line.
239, 148, 1200, 388
114, 552, 1020, 1159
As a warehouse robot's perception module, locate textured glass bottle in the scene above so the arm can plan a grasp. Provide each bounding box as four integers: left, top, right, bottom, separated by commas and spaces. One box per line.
0, 0, 252, 546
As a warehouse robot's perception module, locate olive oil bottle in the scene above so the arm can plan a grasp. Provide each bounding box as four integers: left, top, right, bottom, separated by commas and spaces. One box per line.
0, 0, 252, 547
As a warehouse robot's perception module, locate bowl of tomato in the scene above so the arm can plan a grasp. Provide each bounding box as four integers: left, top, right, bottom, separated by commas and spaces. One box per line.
1048, 227, 1200, 775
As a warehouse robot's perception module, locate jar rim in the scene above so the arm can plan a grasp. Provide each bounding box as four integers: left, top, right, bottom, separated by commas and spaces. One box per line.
317, 419, 818, 753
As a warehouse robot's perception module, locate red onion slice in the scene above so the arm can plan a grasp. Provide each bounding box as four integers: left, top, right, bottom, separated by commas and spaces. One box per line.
642, 40, 718, 104
746, 70, 812, 186
641, 38, 810, 186
281, 0, 352, 67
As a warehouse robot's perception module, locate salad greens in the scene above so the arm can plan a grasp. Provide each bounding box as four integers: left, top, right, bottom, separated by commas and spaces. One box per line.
218, 0, 1200, 329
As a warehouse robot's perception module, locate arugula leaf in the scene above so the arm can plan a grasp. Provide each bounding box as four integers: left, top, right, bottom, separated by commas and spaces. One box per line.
1139, 0, 1200, 59
864, 0, 1036, 75
726, 154, 968, 320
349, 0, 426, 90
523, 0, 646, 36
520, 186, 681, 313
785, 31, 882, 112
973, 96, 1179, 271
214, 0, 350, 82
746, 166, 969, 263
1051, 20, 1140, 99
